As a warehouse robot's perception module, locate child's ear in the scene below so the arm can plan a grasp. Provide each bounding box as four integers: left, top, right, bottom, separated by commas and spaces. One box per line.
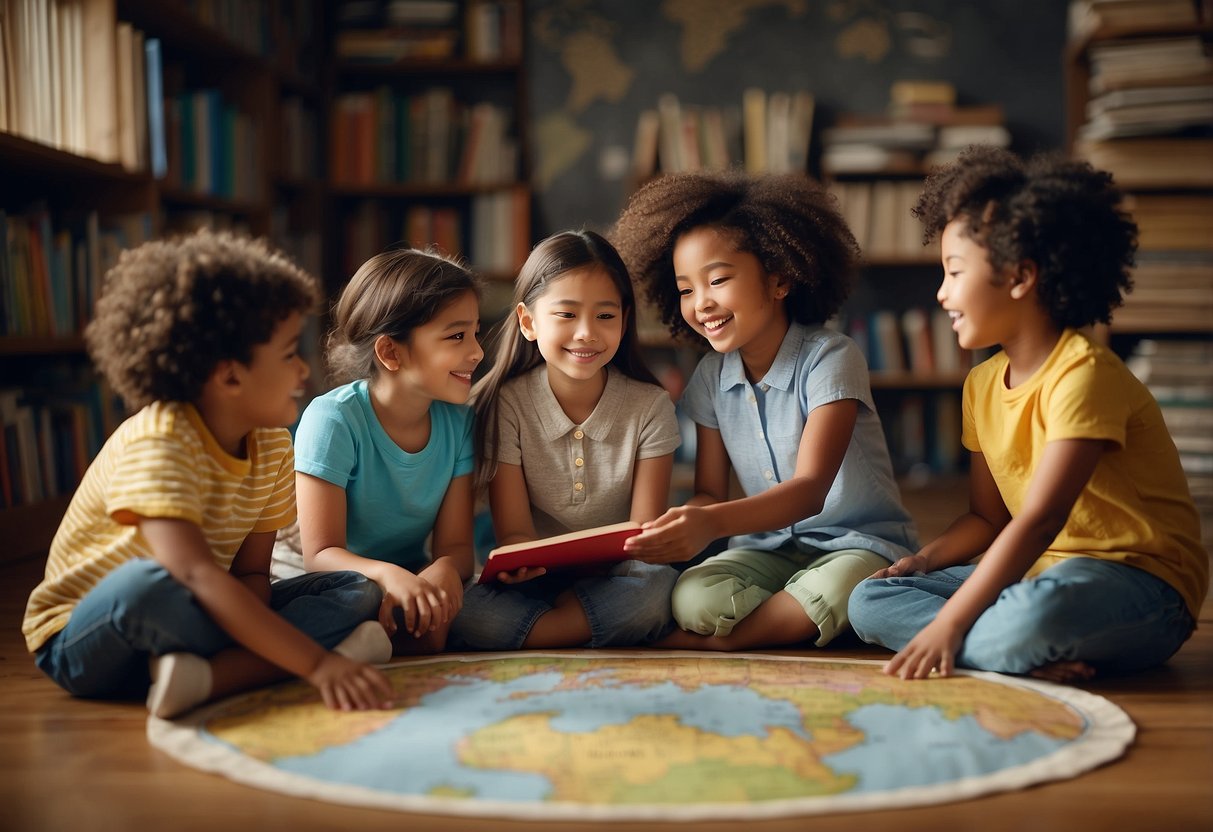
770, 275, 790, 301
206, 359, 244, 398
1009, 260, 1039, 300
373, 334, 401, 371
515, 302, 537, 341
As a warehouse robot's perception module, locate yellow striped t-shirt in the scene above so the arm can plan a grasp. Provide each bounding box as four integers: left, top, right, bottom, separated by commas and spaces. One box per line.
23, 401, 296, 653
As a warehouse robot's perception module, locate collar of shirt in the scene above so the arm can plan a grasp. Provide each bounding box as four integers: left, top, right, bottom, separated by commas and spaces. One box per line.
526, 365, 625, 442
718, 321, 806, 393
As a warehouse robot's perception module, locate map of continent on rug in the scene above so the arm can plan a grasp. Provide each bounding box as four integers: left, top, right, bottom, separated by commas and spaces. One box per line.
148, 652, 1134, 821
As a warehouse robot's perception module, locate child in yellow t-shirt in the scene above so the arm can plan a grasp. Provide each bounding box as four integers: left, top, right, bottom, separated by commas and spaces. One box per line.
849, 147, 1208, 682
23, 230, 394, 718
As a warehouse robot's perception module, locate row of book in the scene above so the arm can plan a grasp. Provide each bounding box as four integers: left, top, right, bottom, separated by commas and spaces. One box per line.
331, 89, 518, 187
848, 307, 989, 377
0, 0, 165, 173
335, 0, 522, 63
340, 189, 530, 280
879, 391, 963, 476
630, 88, 816, 181
1067, 0, 1208, 41
829, 179, 938, 262
0, 207, 152, 339
1127, 338, 1213, 546
162, 88, 262, 202
0, 381, 123, 509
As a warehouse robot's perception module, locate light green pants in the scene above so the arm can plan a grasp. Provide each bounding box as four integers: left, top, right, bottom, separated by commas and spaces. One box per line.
670, 545, 889, 646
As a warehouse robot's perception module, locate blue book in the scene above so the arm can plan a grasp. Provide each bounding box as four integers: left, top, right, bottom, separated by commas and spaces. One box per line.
145, 38, 167, 179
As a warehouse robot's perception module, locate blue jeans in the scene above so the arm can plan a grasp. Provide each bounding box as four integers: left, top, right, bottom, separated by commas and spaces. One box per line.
35, 558, 383, 699
848, 557, 1195, 675
451, 560, 678, 650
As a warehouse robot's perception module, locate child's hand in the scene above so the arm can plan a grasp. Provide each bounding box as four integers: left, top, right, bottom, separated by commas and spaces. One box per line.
420, 558, 465, 622
883, 618, 966, 681
623, 506, 716, 563
307, 652, 395, 711
378, 568, 445, 639
869, 553, 931, 579
494, 566, 547, 584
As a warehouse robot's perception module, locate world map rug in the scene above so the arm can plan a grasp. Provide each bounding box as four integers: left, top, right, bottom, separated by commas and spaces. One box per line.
147, 652, 1134, 822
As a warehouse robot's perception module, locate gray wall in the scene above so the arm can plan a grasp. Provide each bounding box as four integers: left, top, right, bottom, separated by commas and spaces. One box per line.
526, 0, 1070, 237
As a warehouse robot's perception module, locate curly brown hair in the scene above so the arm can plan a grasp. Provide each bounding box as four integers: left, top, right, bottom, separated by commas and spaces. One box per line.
611, 170, 859, 340
85, 229, 320, 409
914, 145, 1137, 329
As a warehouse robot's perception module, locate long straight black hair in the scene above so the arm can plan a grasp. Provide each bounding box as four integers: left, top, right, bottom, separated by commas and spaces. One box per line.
471, 229, 658, 494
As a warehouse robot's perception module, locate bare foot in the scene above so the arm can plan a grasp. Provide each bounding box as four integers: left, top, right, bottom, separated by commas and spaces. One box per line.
1030, 661, 1096, 684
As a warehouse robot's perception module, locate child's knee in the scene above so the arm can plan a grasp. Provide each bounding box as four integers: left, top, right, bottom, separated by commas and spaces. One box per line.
670, 573, 754, 636
846, 578, 895, 641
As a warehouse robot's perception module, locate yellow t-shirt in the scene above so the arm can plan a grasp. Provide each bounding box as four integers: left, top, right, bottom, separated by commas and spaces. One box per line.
23, 401, 296, 653
962, 329, 1208, 618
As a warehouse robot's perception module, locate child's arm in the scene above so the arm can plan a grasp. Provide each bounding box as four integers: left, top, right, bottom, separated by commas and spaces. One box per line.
139, 517, 393, 710
297, 472, 446, 640
485, 461, 547, 583
629, 452, 675, 524
626, 399, 857, 562
422, 472, 476, 615
870, 451, 1010, 579
885, 437, 1106, 680
229, 530, 277, 605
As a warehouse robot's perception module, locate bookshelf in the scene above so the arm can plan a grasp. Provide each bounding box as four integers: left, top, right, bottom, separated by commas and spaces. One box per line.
1064, 1, 1213, 544
326, 0, 530, 310
0, 0, 326, 562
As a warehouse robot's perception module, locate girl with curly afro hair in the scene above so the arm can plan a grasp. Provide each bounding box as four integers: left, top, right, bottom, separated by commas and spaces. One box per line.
850, 146, 1206, 685
611, 171, 917, 653
25, 229, 394, 720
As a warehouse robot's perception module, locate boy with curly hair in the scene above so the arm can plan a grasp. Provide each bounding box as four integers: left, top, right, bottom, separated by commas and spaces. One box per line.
613, 171, 917, 652
23, 230, 395, 718
849, 146, 1207, 682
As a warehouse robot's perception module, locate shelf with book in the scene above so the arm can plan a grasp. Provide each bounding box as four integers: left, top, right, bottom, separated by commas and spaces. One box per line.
325, 0, 530, 292
1064, 1, 1213, 543
0, 0, 325, 561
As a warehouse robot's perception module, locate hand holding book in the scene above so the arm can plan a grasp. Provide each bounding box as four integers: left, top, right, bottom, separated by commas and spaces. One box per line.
477, 522, 643, 584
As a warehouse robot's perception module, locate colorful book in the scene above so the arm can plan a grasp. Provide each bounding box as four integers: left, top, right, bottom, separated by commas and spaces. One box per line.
477, 521, 643, 584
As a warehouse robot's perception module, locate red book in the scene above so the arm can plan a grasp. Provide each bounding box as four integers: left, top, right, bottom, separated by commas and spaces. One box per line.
477, 522, 642, 584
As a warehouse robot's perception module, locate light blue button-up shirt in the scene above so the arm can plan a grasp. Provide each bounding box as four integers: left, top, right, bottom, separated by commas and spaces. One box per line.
681, 322, 918, 561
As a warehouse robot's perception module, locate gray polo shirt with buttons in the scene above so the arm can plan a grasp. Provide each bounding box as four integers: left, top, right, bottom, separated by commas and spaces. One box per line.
681, 322, 917, 562
494, 365, 681, 539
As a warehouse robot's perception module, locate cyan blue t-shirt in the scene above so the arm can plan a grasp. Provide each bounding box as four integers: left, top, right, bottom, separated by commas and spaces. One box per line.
681, 322, 918, 562
293, 379, 475, 570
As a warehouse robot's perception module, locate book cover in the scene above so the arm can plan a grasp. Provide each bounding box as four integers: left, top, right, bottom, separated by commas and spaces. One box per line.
477, 521, 643, 584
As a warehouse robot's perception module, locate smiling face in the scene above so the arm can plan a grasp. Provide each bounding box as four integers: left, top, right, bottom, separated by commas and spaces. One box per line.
517, 266, 625, 386
936, 219, 1018, 351
673, 226, 788, 365
390, 289, 483, 404
236, 310, 311, 428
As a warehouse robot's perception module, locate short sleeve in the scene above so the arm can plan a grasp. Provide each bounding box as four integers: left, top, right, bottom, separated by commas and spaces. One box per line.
800, 335, 874, 413
494, 388, 524, 466
107, 432, 203, 526
636, 388, 681, 459
1044, 354, 1129, 448
252, 439, 297, 533
680, 355, 721, 429
294, 395, 357, 487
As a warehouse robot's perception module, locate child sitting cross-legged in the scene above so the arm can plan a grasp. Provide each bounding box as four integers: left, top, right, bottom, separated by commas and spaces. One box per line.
848, 147, 1208, 682
23, 230, 395, 719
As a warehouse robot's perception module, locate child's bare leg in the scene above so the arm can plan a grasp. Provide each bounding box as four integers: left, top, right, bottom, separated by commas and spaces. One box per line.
392, 619, 453, 656
655, 591, 819, 652
1029, 661, 1096, 683
522, 590, 592, 648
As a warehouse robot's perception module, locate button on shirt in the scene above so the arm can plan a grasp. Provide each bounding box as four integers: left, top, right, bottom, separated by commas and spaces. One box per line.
681, 322, 917, 561
493, 366, 681, 538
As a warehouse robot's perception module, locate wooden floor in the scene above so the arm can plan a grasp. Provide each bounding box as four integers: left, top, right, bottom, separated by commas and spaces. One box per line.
2, 485, 1211, 832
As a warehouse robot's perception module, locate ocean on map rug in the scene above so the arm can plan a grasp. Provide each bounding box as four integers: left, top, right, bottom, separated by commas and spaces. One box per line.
147, 652, 1134, 821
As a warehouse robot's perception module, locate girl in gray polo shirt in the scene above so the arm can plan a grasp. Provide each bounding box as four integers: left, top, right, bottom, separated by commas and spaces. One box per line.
613, 171, 918, 651
450, 231, 682, 650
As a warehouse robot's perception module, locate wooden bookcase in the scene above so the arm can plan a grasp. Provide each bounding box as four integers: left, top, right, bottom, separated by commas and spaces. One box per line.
0, 0, 325, 562
324, 0, 531, 320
